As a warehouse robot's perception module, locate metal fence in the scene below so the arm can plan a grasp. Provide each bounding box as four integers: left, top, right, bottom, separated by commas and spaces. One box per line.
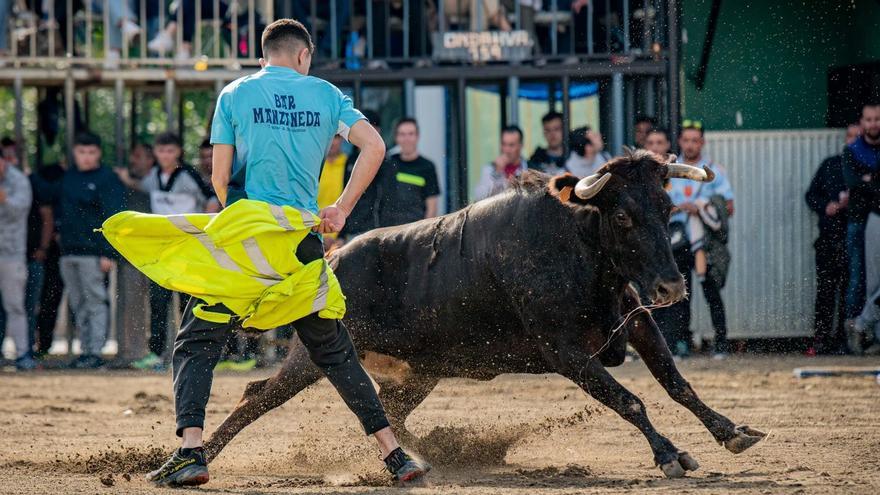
691, 129, 845, 340
4, 0, 669, 68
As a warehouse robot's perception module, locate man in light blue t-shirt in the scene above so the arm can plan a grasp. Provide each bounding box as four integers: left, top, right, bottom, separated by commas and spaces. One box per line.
147, 19, 429, 487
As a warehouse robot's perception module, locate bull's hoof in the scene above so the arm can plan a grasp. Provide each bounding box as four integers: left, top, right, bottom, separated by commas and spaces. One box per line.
659, 452, 699, 478
723, 425, 766, 454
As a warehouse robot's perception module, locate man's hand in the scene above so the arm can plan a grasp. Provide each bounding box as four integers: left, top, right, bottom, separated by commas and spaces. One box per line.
839, 190, 850, 208
493, 155, 508, 173
0, 187, 6, 204
315, 204, 348, 234
825, 201, 841, 217
99, 257, 116, 273
679, 202, 699, 214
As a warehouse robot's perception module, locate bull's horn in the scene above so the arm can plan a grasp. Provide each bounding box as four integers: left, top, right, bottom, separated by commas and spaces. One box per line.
574, 173, 613, 200
665, 163, 715, 182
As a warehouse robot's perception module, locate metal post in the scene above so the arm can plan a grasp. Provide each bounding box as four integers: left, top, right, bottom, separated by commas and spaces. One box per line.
587, 1, 594, 55
158, 0, 165, 57
366, 0, 374, 59
404, 78, 416, 117
562, 76, 571, 154
623, 0, 630, 53
248, 0, 256, 59
515, 0, 521, 29
176, 0, 183, 60
214, 0, 221, 59
508, 76, 519, 125
115, 78, 125, 167
403, 0, 410, 58
103, 0, 109, 62
475, 0, 484, 30
232, 0, 239, 59
644, 77, 656, 118
438, 0, 445, 32
384, 0, 391, 57
64, 75, 75, 165
140, 0, 147, 59
330, 0, 338, 59
353, 79, 363, 108
195, 0, 202, 57
625, 78, 635, 144
165, 78, 175, 131
130, 90, 138, 147
551, 0, 558, 56
667, 0, 681, 143
13, 77, 23, 165
454, 78, 467, 209
611, 72, 624, 154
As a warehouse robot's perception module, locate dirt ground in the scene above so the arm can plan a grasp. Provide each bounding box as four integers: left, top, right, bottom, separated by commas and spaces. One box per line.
0, 355, 878, 494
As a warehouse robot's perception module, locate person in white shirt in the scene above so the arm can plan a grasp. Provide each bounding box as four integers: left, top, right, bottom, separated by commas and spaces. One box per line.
474, 125, 530, 201
564, 126, 611, 177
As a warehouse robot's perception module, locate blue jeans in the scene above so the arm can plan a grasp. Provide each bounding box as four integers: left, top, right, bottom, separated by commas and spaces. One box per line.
26, 261, 45, 352
845, 222, 867, 318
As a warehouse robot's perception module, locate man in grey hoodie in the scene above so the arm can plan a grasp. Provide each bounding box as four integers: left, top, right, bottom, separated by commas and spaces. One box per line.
0, 140, 35, 370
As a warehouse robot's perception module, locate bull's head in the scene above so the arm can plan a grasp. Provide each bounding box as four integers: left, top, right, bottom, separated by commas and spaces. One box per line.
550, 148, 714, 306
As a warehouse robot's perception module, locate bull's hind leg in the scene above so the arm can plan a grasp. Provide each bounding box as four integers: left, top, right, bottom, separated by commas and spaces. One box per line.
546, 343, 699, 478
376, 373, 440, 447
627, 308, 766, 454
203, 334, 323, 462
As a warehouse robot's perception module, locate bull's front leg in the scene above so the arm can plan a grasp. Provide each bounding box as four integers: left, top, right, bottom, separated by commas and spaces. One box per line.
627, 307, 766, 454
544, 341, 699, 478
203, 334, 324, 462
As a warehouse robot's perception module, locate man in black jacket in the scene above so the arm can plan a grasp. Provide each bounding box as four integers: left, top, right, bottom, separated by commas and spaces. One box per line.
805, 123, 861, 354
58, 132, 126, 368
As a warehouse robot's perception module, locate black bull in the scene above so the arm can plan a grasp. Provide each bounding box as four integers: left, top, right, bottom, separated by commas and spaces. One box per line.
203, 152, 765, 477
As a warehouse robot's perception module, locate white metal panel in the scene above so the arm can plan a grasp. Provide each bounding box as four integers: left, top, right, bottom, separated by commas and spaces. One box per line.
689, 129, 845, 339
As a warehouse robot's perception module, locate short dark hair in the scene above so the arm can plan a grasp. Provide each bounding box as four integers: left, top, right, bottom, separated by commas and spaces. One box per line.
131, 141, 152, 153
647, 127, 671, 142
200, 138, 212, 149
541, 111, 563, 125
74, 131, 101, 147
501, 125, 523, 142
635, 115, 657, 126
1, 136, 15, 147
261, 18, 314, 56
394, 117, 419, 134
862, 102, 880, 116
154, 131, 182, 147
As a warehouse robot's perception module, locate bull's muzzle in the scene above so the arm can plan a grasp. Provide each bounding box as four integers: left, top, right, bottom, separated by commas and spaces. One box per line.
651, 277, 687, 306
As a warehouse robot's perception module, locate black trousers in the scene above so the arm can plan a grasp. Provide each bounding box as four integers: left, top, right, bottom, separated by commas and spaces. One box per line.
654, 245, 694, 349
700, 270, 728, 353
813, 239, 848, 353
171, 235, 389, 437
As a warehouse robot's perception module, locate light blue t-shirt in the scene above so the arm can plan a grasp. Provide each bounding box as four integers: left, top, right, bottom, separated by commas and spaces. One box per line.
210, 65, 365, 212
667, 157, 735, 226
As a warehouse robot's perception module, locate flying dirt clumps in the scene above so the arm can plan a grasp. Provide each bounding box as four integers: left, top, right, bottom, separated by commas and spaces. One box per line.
413, 425, 527, 466
62, 446, 168, 475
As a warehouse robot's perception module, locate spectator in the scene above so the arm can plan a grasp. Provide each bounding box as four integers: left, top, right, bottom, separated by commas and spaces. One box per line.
318, 135, 348, 244
148, 1, 263, 61
564, 126, 610, 177
672, 120, 735, 357
23, 143, 56, 361
379, 117, 441, 227
634, 115, 656, 148
530, 111, 567, 174
45, 0, 141, 69
58, 131, 125, 369
644, 128, 693, 352
340, 109, 386, 240
843, 103, 880, 354
31, 157, 66, 359
196, 140, 221, 213
443, 0, 512, 31
118, 132, 214, 371
0, 136, 34, 370
805, 123, 861, 355
474, 125, 529, 201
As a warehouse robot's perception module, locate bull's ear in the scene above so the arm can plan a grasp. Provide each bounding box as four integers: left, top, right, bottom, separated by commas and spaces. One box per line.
548, 174, 590, 205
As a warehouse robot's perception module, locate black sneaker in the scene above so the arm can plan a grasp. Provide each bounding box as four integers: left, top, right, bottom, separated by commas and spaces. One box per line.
146, 447, 209, 486
383, 447, 431, 483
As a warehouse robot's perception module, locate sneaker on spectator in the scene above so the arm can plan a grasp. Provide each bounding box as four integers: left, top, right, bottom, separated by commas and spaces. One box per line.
864, 341, 880, 356
845, 319, 863, 355
121, 19, 141, 44
103, 49, 121, 70
70, 354, 105, 369
214, 359, 234, 371
15, 355, 38, 371
711, 352, 728, 360
131, 352, 163, 371
148, 29, 175, 55
174, 46, 193, 65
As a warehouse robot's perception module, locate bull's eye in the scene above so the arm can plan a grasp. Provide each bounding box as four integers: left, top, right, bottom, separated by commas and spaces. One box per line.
614, 211, 633, 228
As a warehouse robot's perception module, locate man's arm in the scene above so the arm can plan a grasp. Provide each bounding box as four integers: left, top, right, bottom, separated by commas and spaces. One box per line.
425, 196, 439, 218
318, 120, 385, 234
212, 144, 234, 208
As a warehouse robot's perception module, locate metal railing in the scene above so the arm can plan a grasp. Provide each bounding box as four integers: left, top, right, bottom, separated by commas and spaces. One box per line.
3, 0, 668, 69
